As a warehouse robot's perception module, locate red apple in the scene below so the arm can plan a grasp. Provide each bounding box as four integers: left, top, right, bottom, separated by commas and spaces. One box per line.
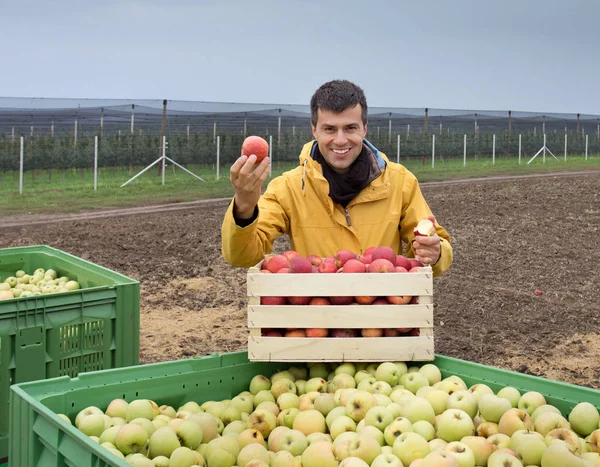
288, 297, 311, 305
383, 329, 401, 337
329, 296, 354, 305
394, 266, 408, 273
285, 330, 306, 337
364, 246, 377, 256
409, 259, 423, 269
355, 296, 376, 305
305, 328, 328, 337
371, 246, 397, 264
386, 296, 412, 305
277, 267, 290, 273
361, 328, 383, 337
367, 258, 396, 273
358, 254, 372, 265
260, 296, 287, 305
289, 256, 312, 273
241, 135, 269, 163
262, 330, 283, 337
341, 259, 366, 273
318, 262, 338, 273
330, 329, 359, 337
283, 250, 302, 262
372, 298, 389, 305
309, 297, 331, 305
396, 255, 412, 270
334, 250, 357, 268
265, 255, 290, 273
306, 255, 323, 267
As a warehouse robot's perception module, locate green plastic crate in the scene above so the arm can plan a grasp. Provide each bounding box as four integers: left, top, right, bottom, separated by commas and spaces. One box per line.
9, 350, 600, 466
0, 245, 140, 461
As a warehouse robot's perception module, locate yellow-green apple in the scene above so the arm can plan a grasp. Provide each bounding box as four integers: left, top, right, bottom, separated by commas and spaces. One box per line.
314, 393, 337, 416
517, 391, 546, 416
534, 411, 571, 436
479, 394, 512, 423
333, 431, 359, 459
540, 440, 591, 466
371, 452, 404, 467
178, 401, 202, 414
255, 400, 280, 417
147, 426, 179, 458
277, 392, 300, 410
582, 452, 600, 465
249, 375, 272, 395
390, 388, 415, 404
129, 417, 155, 438
220, 405, 242, 425
443, 441, 476, 467
486, 450, 524, 467
412, 420, 435, 441
271, 378, 296, 399
75, 406, 103, 427
372, 381, 393, 396
326, 406, 347, 430
270, 429, 308, 456
374, 394, 392, 407
125, 399, 155, 422
329, 415, 356, 441
301, 440, 338, 467
292, 409, 326, 436
513, 435, 546, 465
305, 377, 328, 393
99, 426, 120, 446
569, 402, 600, 436
173, 419, 203, 449
339, 457, 370, 466
204, 435, 240, 460
447, 390, 478, 420
186, 413, 219, 442
383, 417, 414, 446
392, 432, 430, 465
78, 413, 106, 437
357, 424, 384, 446
386, 402, 403, 419
254, 389, 276, 406
345, 391, 379, 422
348, 434, 383, 464
468, 384, 494, 404
332, 373, 357, 390
376, 362, 402, 386
364, 406, 394, 432
498, 408, 534, 436
355, 370, 373, 385
587, 429, 600, 453
531, 404, 562, 423
424, 389, 450, 415
460, 436, 493, 466
357, 377, 377, 393
205, 401, 228, 419
437, 409, 475, 442
299, 392, 320, 411
497, 387, 521, 408
222, 420, 246, 437
435, 380, 463, 396
288, 365, 308, 381
400, 397, 436, 425
544, 427, 582, 453
421, 451, 459, 467
248, 408, 277, 438
124, 453, 153, 466
237, 428, 264, 449
444, 376, 467, 391
476, 421, 499, 437
400, 373, 430, 395
271, 450, 302, 467
169, 446, 200, 467
429, 438, 448, 452
237, 442, 270, 466
106, 399, 129, 419
418, 364, 442, 386
295, 379, 307, 395
487, 433, 511, 450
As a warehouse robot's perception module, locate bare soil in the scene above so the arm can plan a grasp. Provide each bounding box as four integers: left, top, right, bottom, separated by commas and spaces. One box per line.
1, 173, 599, 389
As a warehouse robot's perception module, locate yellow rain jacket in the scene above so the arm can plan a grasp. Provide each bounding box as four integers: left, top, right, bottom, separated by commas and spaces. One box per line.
221, 139, 452, 276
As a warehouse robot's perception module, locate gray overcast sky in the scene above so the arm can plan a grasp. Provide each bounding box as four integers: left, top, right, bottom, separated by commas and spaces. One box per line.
1, 0, 598, 114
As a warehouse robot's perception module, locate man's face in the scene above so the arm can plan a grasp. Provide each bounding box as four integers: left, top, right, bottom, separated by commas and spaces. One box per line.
311, 105, 367, 174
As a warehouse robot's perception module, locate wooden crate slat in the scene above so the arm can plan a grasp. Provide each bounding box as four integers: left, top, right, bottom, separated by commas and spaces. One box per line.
248, 336, 434, 362
247, 270, 433, 297
248, 304, 433, 329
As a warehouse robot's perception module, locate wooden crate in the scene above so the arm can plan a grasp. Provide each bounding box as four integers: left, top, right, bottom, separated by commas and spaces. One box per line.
246, 263, 434, 362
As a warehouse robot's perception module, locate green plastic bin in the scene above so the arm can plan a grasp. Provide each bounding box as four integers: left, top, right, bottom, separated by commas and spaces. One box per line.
9, 350, 600, 466
0, 245, 140, 461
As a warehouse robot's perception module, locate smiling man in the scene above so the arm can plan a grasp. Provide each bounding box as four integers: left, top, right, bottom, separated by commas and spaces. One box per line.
221, 80, 453, 277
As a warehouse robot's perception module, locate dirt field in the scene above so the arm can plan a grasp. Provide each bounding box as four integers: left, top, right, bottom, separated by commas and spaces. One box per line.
1, 173, 599, 389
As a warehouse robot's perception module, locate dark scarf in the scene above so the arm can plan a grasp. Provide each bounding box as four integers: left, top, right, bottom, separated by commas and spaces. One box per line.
315, 144, 382, 207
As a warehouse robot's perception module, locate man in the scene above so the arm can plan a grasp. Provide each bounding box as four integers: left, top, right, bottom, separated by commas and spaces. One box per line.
221, 80, 452, 277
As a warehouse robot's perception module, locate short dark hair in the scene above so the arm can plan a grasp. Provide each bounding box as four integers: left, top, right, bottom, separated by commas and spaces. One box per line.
310, 80, 368, 127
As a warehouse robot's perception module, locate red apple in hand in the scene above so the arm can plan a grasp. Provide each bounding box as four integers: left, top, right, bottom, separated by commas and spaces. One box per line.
241, 135, 269, 164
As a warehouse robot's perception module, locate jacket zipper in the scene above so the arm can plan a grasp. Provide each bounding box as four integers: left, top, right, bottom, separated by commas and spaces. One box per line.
344, 208, 352, 226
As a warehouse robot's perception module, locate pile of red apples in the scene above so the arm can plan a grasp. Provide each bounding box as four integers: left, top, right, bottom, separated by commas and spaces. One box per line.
257, 246, 426, 339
